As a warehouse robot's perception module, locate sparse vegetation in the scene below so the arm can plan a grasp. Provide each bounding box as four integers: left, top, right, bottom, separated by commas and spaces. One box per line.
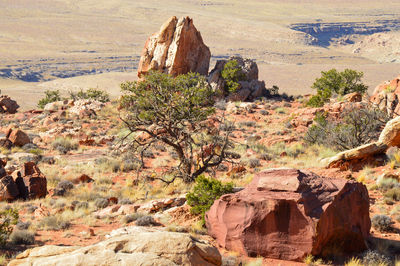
0, 208, 18, 246
9, 230, 35, 245
120, 71, 235, 183
304, 107, 389, 151
371, 214, 393, 232
38, 90, 62, 109
307, 69, 368, 107
221, 59, 246, 93
186, 175, 233, 225
51, 137, 78, 154
69, 88, 110, 103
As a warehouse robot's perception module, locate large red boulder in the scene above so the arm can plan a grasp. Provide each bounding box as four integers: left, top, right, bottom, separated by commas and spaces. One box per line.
137, 16, 211, 78
205, 168, 370, 261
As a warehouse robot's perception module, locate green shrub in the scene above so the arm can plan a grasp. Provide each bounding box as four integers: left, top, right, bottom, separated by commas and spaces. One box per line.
305, 107, 389, 151
384, 187, 400, 201
221, 59, 246, 93
9, 230, 35, 245
38, 90, 62, 109
0, 208, 18, 246
186, 175, 233, 225
307, 69, 368, 107
69, 88, 110, 103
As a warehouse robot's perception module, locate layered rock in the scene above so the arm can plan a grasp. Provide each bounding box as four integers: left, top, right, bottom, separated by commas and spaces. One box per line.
370, 75, 400, 117
9, 226, 222, 266
0, 95, 19, 114
208, 56, 267, 101
205, 168, 370, 261
138, 16, 211, 78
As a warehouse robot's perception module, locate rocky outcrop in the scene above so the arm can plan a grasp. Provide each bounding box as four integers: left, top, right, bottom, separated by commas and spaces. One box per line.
322, 142, 388, 171
9, 226, 222, 266
0, 95, 19, 114
205, 168, 370, 261
378, 116, 400, 147
0, 175, 19, 201
208, 56, 267, 101
324, 115, 400, 170
370, 75, 400, 117
138, 16, 211, 78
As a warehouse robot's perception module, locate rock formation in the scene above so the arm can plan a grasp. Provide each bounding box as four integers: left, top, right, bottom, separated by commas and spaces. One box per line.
0, 95, 19, 114
9, 226, 222, 266
208, 56, 267, 101
137, 16, 211, 78
370, 75, 400, 117
324, 115, 400, 170
0, 162, 46, 201
205, 168, 370, 261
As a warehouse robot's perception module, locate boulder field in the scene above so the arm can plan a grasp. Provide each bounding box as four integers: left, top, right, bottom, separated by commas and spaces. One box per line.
205, 168, 370, 261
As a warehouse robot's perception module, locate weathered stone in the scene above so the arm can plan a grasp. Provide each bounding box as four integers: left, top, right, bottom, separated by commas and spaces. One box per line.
20, 162, 47, 199
378, 116, 400, 147
7, 129, 30, 147
9, 226, 222, 266
0, 95, 19, 114
322, 142, 388, 171
206, 168, 370, 261
370, 75, 400, 116
0, 175, 19, 201
138, 16, 211, 78
208, 56, 266, 101
344, 92, 362, 102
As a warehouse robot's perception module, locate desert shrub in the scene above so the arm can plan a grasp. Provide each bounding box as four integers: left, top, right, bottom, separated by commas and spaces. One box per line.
120, 71, 234, 183
69, 88, 110, 103
94, 198, 109, 209
16, 221, 31, 230
121, 213, 144, 224
135, 216, 156, 226
38, 216, 70, 230
221, 59, 246, 93
75, 202, 89, 209
186, 175, 233, 225
0, 208, 18, 246
51, 137, 78, 154
371, 214, 393, 232
305, 107, 389, 151
361, 250, 391, 266
307, 69, 368, 107
9, 230, 35, 245
38, 90, 62, 108
384, 187, 400, 201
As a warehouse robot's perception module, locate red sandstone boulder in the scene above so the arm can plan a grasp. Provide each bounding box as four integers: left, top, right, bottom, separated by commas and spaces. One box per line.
205, 168, 370, 261
370, 75, 400, 116
0, 95, 19, 114
137, 16, 211, 78
19, 162, 47, 199
7, 129, 30, 147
